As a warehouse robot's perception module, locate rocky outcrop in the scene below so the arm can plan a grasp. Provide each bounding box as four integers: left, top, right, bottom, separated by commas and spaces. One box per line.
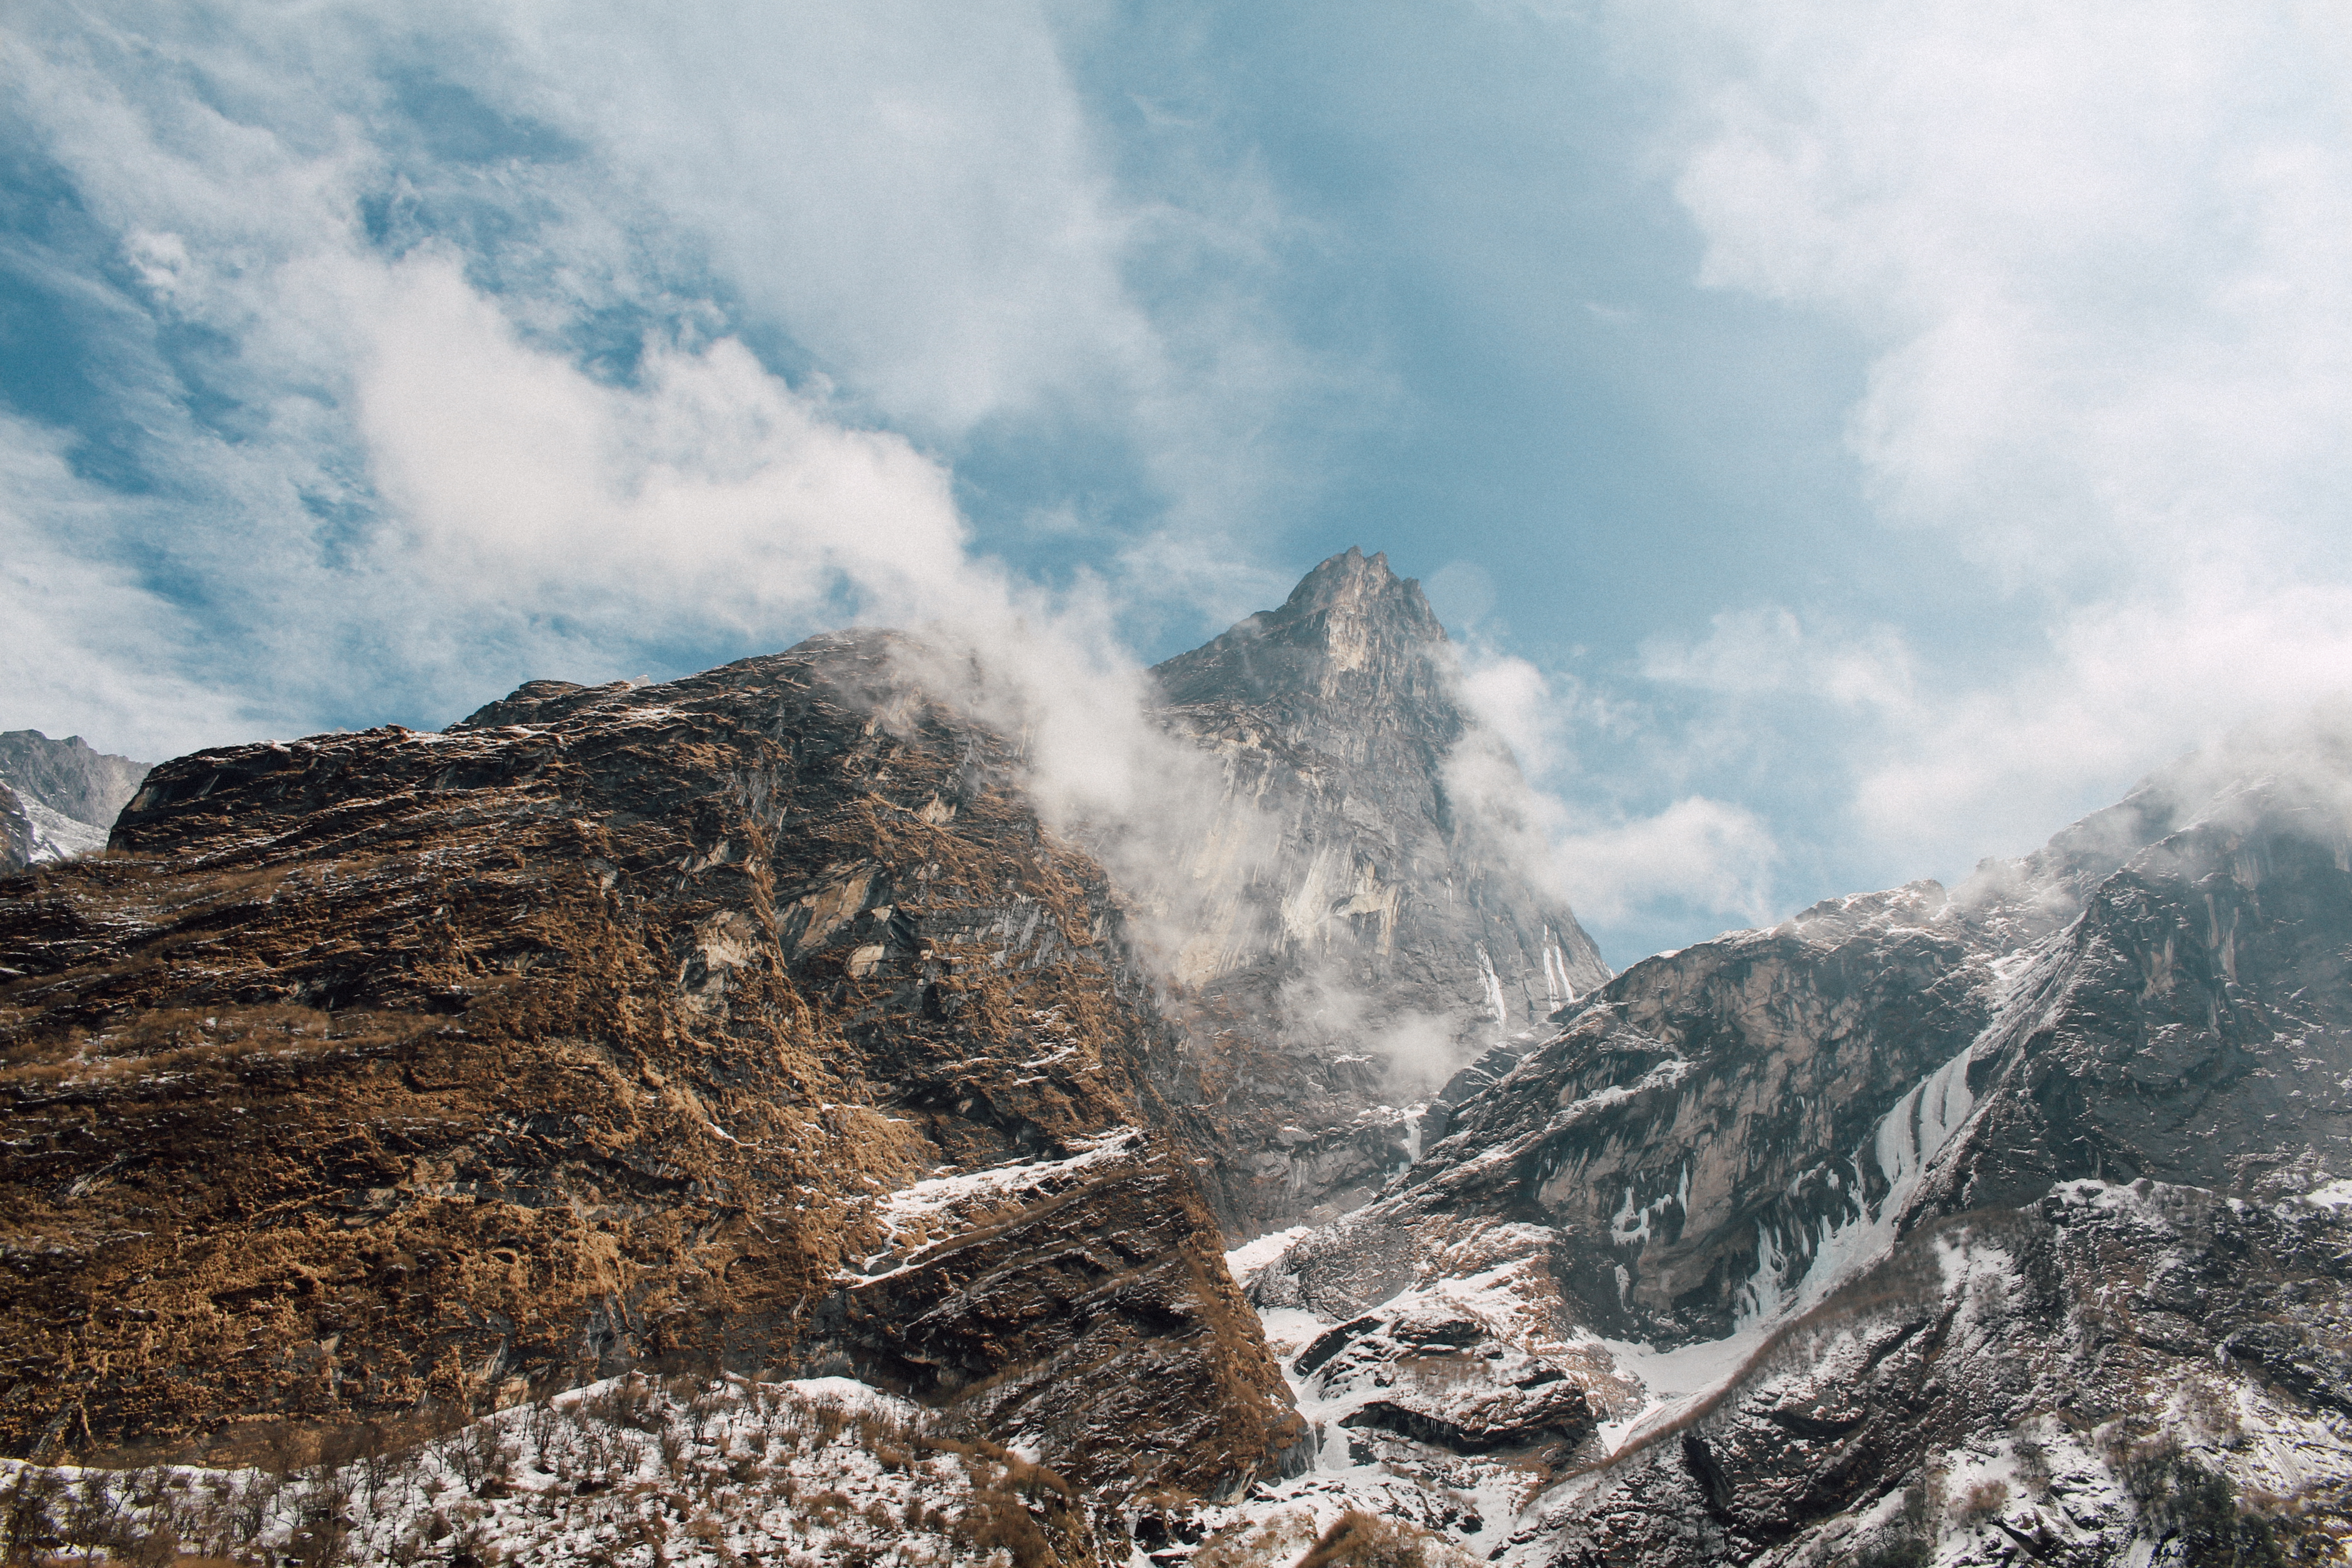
0, 782, 33, 877
1139, 548, 1610, 1236
0, 632, 1297, 1494
1241, 714, 2352, 1563
1506, 1185, 2352, 1565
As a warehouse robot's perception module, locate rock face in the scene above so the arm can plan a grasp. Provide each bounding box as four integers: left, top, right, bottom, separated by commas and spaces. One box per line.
0, 633, 1297, 1494
1243, 715, 2352, 1563
0, 730, 149, 872
11, 556, 2350, 1562
1140, 548, 1610, 1236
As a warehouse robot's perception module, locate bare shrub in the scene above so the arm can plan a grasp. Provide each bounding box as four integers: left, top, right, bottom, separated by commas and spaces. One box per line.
1, 1465, 67, 1558
2183, 1379, 2244, 1446
521, 1401, 562, 1462
1951, 1479, 2010, 1528
228, 1475, 279, 1549
126, 1522, 182, 1568
356, 1425, 404, 1510
688, 1390, 728, 1444
584, 1375, 660, 1433
2113, 1435, 2288, 1566
2011, 1428, 2051, 1491
60, 1476, 131, 1561
440, 1420, 513, 1496
259, 1421, 314, 1480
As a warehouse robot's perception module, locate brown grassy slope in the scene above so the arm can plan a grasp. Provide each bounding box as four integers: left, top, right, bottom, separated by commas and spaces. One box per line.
0, 632, 1298, 1497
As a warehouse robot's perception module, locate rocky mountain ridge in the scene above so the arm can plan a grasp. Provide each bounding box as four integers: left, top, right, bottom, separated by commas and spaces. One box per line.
0, 730, 149, 873
0, 554, 1597, 1512
4, 564, 2349, 1564
0, 632, 1299, 1497
1239, 711, 2352, 1563
1136, 548, 1609, 1237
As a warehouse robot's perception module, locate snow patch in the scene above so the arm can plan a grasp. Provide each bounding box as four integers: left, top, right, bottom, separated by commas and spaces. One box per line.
1225, 1225, 1310, 1285
844, 1128, 1141, 1279
1734, 1033, 1979, 1330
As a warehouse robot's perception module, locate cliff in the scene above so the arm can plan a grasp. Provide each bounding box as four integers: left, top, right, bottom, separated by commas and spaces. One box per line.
1140, 547, 1610, 1235
0, 632, 1298, 1495
1240, 715, 2352, 1563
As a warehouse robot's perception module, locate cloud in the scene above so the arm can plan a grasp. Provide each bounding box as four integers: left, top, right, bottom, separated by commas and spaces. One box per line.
0, 2, 1337, 759
0, 416, 249, 755
476, 1, 1350, 600
356, 253, 973, 643
481, 0, 1150, 439
0, 17, 981, 743
1612, 0, 2352, 870
1550, 796, 1780, 931
1642, 607, 1914, 710
1447, 642, 1782, 934
1850, 575, 2352, 866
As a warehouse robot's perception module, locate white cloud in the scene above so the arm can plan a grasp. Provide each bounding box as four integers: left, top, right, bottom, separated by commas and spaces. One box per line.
1642, 607, 1914, 710
483, 0, 1148, 438
355, 253, 973, 642
1, 18, 981, 743
0, 417, 249, 756
0, 3, 1330, 753
1617, 0, 2352, 871
1449, 642, 1782, 932
1851, 574, 2352, 866
1551, 797, 1780, 930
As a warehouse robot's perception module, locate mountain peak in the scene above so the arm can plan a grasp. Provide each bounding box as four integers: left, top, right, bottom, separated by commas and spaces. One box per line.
1282, 544, 1409, 610
1150, 547, 1451, 719
1277, 546, 1442, 642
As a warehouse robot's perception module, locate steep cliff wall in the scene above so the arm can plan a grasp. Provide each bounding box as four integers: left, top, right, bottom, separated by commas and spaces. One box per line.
1138, 548, 1610, 1236
1242, 720, 2352, 1563
0, 633, 1298, 1494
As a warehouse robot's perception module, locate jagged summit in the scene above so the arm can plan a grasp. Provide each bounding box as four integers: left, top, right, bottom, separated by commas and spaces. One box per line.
1150, 547, 1458, 756
1130, 549, 1611, 1233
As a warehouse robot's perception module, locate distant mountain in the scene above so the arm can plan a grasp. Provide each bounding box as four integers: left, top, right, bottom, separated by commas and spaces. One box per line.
0, 729, 149, 872
1246, 710, 2352, 1563
1139, 547, 1612, 1235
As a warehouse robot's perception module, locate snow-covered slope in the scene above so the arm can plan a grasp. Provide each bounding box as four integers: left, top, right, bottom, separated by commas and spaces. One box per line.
1225, 716, 2352, 1564
0, 1375, 1109, 1565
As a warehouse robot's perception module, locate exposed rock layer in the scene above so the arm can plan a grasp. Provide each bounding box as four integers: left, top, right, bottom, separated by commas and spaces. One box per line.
1247, 717, 2352, 1562
1140, 549, 1609, 1236
0, 633, 1297, 1494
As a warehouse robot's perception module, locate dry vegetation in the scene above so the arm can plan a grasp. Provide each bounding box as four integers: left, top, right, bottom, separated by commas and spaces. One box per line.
0, 1374, 1104, 1567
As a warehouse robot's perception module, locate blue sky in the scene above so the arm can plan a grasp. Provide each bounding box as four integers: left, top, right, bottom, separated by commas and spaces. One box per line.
5, 3, 2350, 965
